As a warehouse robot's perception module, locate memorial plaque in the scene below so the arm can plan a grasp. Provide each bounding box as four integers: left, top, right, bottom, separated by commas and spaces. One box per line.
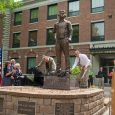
55, 103, 74, 115
44, 75, 79, 90
18, 101, 35, 115
0, 98, 3, 112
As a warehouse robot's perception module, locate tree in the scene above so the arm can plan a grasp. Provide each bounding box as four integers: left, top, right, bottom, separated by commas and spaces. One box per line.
0, 0, 23, 74
0, 0, 22, 14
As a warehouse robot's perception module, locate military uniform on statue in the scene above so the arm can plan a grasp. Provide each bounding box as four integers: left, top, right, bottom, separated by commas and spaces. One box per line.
43, 10, 80, 90
54, 10, 73, 76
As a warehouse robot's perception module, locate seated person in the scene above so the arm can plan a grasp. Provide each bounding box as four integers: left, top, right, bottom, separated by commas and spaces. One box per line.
37, 55, 56, 75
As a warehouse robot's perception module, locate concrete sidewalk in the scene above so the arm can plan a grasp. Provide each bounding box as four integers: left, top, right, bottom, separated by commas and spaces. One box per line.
103, 107, 111, 115
103, 86, 111, 115
104, 86, 111, 97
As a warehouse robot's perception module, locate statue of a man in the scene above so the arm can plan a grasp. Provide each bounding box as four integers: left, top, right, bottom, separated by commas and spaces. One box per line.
54, 10, 73, 73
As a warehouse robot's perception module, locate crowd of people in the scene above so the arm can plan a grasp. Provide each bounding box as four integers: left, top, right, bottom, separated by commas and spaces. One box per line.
0, 51, 114, 88
0, 59, 25, 86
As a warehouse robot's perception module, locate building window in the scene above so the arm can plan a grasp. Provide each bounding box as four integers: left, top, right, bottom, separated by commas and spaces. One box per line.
47, 4, 58, 20
46, 28, 55, 45
12, 33, 20, 48
30, 8, 38, 23
69, 56, 75, 68
68, 0, 79, 16
28, 30, 37, 47
72, 25, 79, 43
91, 21, 104, 41
14, 11, 22, 26
27, 57, 36, 73
91, 0, 104, 13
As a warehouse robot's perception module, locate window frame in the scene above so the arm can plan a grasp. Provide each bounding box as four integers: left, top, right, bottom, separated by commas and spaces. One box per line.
68, 0, 80, 17
14, 11, 22, 26
46, 28, 55, 45
71, 24, 79, 43
30, 7, 38, 23
91, 21, 105, 42
12, 32, 21, 48
47, 4, 58, 20
91, 0, 104, 13
27, 57, 36, 73
28, 30, 38, 47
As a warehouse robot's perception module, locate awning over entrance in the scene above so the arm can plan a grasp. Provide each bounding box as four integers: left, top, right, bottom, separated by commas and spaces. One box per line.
90, 41, 115, 54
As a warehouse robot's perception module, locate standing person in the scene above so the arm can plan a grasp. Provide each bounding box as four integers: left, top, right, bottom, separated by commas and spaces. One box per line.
72, 49, 91, 88
3, 61, 16, 86
54, 10, 73, 73
10, 59, 16, 70
37, 55, 56, 75
108, 68, 114, 86
97, 67, 105, 88
88, 69, 94, 88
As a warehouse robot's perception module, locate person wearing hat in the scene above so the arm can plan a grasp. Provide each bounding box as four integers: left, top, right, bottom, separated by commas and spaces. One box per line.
54, 10, 73, 73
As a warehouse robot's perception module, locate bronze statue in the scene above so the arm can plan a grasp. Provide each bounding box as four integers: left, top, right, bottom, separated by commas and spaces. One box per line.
54, 10, 73, 73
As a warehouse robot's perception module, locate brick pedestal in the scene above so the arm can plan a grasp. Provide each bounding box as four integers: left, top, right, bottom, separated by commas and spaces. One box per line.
0, 86, 105, 115
43, 75, 79, 90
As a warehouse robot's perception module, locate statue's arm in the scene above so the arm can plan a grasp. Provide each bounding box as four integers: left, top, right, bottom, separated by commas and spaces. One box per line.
53, 23, 57, 40
68, 22, 73, 41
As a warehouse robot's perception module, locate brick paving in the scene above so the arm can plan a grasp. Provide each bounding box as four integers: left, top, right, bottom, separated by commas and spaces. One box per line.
103, 108, 111, 115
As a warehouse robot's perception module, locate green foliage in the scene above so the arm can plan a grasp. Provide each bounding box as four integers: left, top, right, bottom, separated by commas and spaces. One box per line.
0, 0, 23, 14
71, 66, 81, 75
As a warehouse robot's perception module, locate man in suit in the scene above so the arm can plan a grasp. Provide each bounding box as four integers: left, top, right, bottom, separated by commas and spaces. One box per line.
37, 55, 56, 75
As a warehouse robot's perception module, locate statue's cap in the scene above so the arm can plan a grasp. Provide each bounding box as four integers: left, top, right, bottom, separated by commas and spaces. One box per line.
58, 10, 66, 17
58, 10, 66, 14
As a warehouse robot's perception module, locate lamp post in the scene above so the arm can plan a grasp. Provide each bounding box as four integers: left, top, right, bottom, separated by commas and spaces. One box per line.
112, 59, 115, 115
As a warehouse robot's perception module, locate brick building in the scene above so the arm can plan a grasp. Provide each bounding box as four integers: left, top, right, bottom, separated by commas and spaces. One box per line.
0, 0, 115, 80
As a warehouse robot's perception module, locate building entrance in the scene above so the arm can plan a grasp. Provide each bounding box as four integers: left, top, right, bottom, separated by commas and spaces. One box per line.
100, 57, 114, 83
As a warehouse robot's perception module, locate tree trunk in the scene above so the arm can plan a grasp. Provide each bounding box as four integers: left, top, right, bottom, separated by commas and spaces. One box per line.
2, 10, 11, 67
